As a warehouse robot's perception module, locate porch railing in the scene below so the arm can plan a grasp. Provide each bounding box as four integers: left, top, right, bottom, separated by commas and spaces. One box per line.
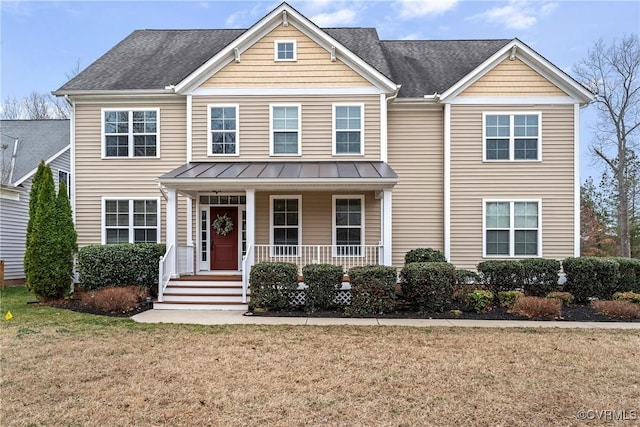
158, 243, 174, 303
241, 244, 253, 304
253, 244, 382, 275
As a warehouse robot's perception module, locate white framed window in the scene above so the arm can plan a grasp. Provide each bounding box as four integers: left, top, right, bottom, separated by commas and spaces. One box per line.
270, 195, 301, 256
274, 40, 296, 61
333, 195, 365, 257
483, 199, 541, 257
483, 112, 541, 161
102, 198, 160, 244
208, 104, 239, 156
57, 169, 70, 196
270, 104, 301, 156
333, 104, 364, 155
102, 108, 159, 158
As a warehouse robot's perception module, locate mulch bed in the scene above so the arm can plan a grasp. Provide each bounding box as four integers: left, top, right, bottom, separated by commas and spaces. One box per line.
42, 298, 153, 318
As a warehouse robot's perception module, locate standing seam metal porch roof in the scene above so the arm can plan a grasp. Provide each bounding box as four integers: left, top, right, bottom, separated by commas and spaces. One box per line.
159, 161, 398, 183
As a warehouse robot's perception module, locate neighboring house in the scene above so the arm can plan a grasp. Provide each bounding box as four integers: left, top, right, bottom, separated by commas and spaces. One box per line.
53, 3, 594, 309
0, 120, 70, 281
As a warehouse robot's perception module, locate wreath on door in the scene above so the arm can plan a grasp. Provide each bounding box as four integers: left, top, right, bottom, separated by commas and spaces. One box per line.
213, 214, 234, 236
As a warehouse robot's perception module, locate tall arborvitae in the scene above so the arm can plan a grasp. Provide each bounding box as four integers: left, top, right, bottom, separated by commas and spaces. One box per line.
23, 160, 46, 290
55, 181, 77, 289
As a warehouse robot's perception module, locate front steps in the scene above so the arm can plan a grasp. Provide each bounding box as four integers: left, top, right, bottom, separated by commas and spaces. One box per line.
154, 274, 249, 310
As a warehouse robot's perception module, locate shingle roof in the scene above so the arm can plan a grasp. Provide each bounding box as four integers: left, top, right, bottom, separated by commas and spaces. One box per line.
0, 120, 70, 184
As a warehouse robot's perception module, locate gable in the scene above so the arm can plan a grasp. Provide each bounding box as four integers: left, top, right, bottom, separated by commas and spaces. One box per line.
459, 57, 568, 97
200, 24, 372, 89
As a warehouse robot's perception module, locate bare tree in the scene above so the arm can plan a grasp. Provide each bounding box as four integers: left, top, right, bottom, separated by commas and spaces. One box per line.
0, 96, 25, 119
573, 34, 640, 257
24, 92, 53, 120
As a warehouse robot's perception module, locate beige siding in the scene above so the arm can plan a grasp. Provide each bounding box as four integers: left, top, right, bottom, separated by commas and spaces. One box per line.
202, 24, 371, 88
74, 101, 187, 247
449, 104, 575, 269
387, 105, 444, 266
192, 95, 380, 161
460, 58, 567, 97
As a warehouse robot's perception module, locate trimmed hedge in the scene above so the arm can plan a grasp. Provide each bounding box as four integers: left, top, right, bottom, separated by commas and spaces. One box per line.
521, 258, 561, 297
249, 262, 298, 310
401, 262, 456, 312
404, 248, 446, 264
348, 265, 397, 315
610, 257, 640, 293
477, 260, 524, 295
563, 257, 620, 304
78, 243, 165, 294
455, 269, 481, 285
302, 264, 344, 311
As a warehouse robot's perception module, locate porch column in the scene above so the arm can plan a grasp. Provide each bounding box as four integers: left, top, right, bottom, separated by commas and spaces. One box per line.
186, 196, 194, 275
166, 188, 178, 277
382, 188, 393, 266
246, 189, 256, 268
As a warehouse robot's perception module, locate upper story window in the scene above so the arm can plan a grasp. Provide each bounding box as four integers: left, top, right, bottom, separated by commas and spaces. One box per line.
270, 104, 301, 156
333, 104, 364, 155
275, 40, 296, 61
209, 105, 238, 156
483, 113, 540, 161
484, 200, 540, 257
103, 109, 159, 158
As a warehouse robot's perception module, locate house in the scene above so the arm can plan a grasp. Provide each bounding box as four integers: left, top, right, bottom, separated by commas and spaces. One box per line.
53, 3, 594, 309
0, 120, 71, 282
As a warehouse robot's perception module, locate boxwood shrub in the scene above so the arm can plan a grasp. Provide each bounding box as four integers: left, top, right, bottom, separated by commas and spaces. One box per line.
477, 260, 524, 295
249, 262, 298, 311
404, 248, 447, 264
302, 264, 344, 311
610, 257, 640, 292
400, 262, 456, 312
563, 257, 620, 303
78, 243, 165, 295
347, 265, 397, 315
521, 258, 561, 297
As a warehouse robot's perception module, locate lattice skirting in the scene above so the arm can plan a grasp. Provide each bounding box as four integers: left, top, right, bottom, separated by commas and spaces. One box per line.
290, 289, 352, 306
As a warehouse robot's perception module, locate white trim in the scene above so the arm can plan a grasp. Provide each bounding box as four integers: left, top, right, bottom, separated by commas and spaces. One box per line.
274, 39, 297, 61
159, 177, 399, 188
207, 104, 240, 157
482, 198, 542, 258
245, 189, 256, 274
574, 103, 580, 257
100, 196, 162, 245
482, 112, 542, 162
100, 107, 161, 159
332, 195, 365, 257
71, 96, 183, 105
380, 93, 387, 162
57, 169, 70, 196
190, 87, 383, 96
448, 96, 576, 105
269, 195, 302, 257
332, 103, 365, 156
382, 189, 392, 265
70, 101, 76, 222
186, 95, 192, 162
443, 103, 451, 262
13, 144, 70, 186
0, 186, 22, 201
269, 103, 302, 156
186, 196, 193, 247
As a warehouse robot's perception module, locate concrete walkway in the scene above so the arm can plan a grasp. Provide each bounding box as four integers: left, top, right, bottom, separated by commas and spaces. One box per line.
132, 309, 640, 329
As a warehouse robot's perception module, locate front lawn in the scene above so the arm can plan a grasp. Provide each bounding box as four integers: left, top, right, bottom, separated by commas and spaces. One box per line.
1, 286, 639, 426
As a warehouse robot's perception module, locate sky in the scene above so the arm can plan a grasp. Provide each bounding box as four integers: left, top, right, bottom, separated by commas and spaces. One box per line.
1, 0, 639, 182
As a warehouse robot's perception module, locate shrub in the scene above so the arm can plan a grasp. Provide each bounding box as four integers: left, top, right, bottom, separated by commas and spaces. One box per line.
497, 290, 524, 308
400, 262, 456, 312
455, 269, 481, 285
249, 262, 298, 311
302, 264, 344, 311
591, 300, 640, 319
465, 290, 494, 313
563, 257, 620, 304
347, 265, 397, 315
612, 291, 640, 305
477, 260, 524, 295
547, 291, 575, 307
521, 258, 561, 297
510, 296, 562, 319
77, 285, 148, 313
610, 258, 640, 292
78, 244, 166, 295
404, 248, 446, 264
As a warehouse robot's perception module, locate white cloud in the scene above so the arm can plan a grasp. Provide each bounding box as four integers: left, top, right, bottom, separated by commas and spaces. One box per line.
311, 9, 357, 27
396, 0, 459, 19
470, 1, 559, 30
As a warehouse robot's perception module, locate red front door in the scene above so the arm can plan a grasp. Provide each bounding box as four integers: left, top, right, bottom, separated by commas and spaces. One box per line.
210, 207, 238, 270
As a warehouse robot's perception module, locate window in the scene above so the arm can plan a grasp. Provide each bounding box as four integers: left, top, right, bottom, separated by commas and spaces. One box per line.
333, 196, 364, 256
103, 109, 159, 158
104, 199, 159, 244
484, 200, 540, 257
270, 196, 301, 256
270, 105, 301, 155
274, 40, 296, 61
58, 170, 70, 196
484, 113, 540, 161
333, 104, 364, 155
209, 105, 238, 156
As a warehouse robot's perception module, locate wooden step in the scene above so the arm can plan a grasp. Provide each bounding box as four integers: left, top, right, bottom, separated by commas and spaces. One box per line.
153, 301, 249, 311
174, 274, 242, 282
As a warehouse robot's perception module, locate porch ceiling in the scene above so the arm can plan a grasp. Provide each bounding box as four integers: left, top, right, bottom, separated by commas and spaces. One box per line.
158, 161, 399, 192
